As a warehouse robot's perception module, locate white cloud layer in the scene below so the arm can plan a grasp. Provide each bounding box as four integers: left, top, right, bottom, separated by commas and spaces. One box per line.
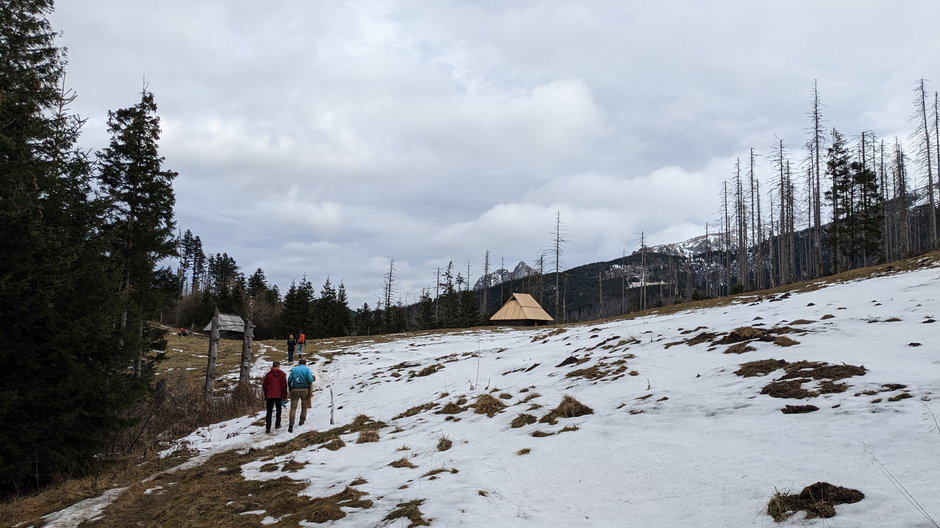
49, 1, 940, 307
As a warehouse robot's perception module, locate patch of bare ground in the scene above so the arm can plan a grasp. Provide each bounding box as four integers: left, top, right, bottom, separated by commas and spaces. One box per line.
81, 442, 373, 528
539, 395, 593, 425
384, 499, 430, 527
767, 482, 864, 521
473, 394, 507, 417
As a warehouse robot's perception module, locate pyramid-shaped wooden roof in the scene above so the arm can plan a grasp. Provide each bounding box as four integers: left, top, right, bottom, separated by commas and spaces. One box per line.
490, 293, 553, 322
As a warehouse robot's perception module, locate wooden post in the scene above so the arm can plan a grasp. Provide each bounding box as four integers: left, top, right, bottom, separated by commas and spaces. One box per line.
205, 307, 219, 397
239, 315, 254, 386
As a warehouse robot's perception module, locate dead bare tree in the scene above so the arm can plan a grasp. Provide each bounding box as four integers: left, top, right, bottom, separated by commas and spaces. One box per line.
913, 79, 938, 249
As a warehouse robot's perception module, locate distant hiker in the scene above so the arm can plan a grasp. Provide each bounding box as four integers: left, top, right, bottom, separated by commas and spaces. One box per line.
297, 331, 306, 358
286, 334, 296, 362
287, 359, 315, 432
261, 361, 288, 433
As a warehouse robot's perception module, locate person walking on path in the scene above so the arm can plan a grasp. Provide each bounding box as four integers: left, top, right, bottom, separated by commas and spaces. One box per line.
287, 359, 315, 432
286, 334, 296, 362
262, 361, 288, 433
296, 331, 306, 359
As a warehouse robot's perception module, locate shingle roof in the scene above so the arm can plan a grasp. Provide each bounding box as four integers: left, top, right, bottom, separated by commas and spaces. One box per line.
202, 313, 246, 332
489, 293, 554, 322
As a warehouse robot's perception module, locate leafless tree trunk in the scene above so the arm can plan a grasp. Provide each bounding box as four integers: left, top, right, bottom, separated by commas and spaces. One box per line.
205, 307, 219, 396
914, 79, 937, 249
735, 159, 748, 290
481, 250, 490, 318
552, 211, 566, 318
808, 80, 825, 277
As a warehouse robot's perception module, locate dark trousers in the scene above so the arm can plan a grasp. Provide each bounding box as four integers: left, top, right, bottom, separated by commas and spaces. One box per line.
287, 348, 294, 362
265, 398, 283, 431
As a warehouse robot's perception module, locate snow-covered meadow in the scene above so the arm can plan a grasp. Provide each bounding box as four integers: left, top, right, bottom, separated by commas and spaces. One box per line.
121, 261, 940, 526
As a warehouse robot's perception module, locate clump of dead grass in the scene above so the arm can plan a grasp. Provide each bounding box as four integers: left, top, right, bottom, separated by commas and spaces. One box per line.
357, 428, 380, 444
511, 413, 537, 428
474, 394, 507, 417
735, 359, 787, 377
384, 499, 430, 527
774, 336, 800, 347
394, 402, 437, 420
323, 438, 345, 451
516, 448, 531, 455
781, 405, 819, 414
414, 364, 443, 377
436, 435, 453, 451
389, 457, 417, 469
539, 394, 593, 425
767, 482, 864, 521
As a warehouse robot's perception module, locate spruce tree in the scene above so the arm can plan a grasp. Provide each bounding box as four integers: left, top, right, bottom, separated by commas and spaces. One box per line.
0, 0, 146, 494
97, 89, 178, 376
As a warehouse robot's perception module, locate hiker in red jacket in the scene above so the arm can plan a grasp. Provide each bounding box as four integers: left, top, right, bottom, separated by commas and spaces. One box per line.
262, 361, 288, 433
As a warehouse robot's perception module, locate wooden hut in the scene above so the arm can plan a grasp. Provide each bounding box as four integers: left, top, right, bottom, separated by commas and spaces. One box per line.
489, 293, 554, 326
202, 313, 250, 338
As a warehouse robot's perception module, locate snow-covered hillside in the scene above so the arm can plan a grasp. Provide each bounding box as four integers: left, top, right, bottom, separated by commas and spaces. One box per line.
61, 258, 940, 527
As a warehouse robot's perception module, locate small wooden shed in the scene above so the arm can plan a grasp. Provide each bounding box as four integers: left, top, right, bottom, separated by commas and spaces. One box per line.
489, 293, 554, 326
202, 313, 250, 338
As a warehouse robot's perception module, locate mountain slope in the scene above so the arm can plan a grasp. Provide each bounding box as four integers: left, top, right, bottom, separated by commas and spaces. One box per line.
64, 256, 940, 527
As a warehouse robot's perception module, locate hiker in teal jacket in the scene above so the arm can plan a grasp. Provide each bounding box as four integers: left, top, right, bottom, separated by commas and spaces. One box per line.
287, 359, 315, 432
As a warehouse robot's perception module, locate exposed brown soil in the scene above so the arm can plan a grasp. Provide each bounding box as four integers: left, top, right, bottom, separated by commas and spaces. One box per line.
767, 482, 864, 521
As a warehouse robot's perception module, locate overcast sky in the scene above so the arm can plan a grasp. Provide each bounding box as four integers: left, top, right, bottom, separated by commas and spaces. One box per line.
49, 1, 940, 308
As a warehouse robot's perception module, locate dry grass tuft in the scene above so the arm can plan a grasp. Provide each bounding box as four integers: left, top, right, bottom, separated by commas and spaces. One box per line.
735, 359, 787, 377
282, 459, 306, 472
383, 499, 430, 527
774, 336, 800, 347
389, 457, 418, 469
350, 477, 368, 486
436, 435, 453, 451
357, 428, 380, 444
323, 438, 346, 451
437, 401, 466, 414
516, 448, 531, 455
724, 342, 756, 354
531, 430, 554, 437
473, 394, 507, 417
781, 404, 820, 414
767, 482, 864, 521
421, 468, 458, 479
394, 402, 437, 420
511, 413, 538, 428
414, 364, 443, 377
539, 394, 593, 425
520, 392, 542, 403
